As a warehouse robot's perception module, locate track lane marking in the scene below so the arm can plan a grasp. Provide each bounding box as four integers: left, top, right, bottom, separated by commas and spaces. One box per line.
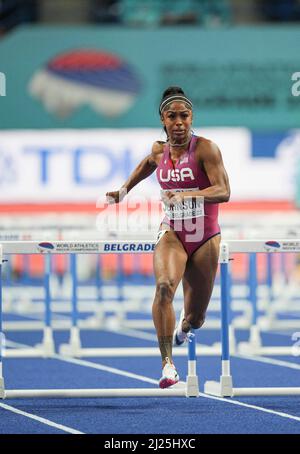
4, 335, 300, 427
0, 402, 84, 434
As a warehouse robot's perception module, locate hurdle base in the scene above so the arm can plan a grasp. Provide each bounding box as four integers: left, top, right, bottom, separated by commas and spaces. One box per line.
204, 381, 300, 397
258, 316, 300, 331
59, 326, 82, 356
237, 324, 264, 355
59, 344, 82, 357
238, 343, 295, 356
35, 327, 55, 358
185, 375, 199, 398
204, 376, 233, 397
34, 345, 55, 358
82, 314, 104, 329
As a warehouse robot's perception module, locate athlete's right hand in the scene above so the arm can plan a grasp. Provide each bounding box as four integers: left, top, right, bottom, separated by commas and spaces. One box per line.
106, 188, 127, 204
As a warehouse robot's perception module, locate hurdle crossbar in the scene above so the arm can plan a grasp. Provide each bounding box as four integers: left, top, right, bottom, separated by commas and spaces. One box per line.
1, 239, 300, 399
58, 345, 221, 357
3, 388, 187, 399
204, 240, 300, 398
0, 239, 300, 255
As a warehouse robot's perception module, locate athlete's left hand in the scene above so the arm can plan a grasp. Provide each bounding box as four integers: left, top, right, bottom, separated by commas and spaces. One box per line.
164, 191, 184, 205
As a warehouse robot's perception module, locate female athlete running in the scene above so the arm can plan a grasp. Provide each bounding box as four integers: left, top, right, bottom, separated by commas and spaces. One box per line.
106, 86, 230, 388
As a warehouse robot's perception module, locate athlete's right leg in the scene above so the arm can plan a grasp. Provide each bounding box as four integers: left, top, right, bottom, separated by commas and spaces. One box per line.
152, 228, 188, 371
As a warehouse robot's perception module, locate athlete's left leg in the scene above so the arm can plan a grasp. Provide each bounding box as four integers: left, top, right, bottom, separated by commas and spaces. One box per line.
180, 234, 221, 333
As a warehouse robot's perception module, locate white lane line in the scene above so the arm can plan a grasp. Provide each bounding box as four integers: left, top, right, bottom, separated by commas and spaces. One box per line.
271, 330, 299, 338
235, 354, 300, 370
54, 355, 159, 385
199, 392, 300, 423
119, 328, 300, 367
109, 327, 158, 342
5, 336, 300, 373
4, 339, 158, 384
110, 329, 300, 369
4, 336, 300, 425
52, 355, 300, 425
0, 402, 84, 434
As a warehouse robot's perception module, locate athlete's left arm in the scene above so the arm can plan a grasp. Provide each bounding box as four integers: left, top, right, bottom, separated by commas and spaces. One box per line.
192, 139, 230, 203
164, 140, 230, 205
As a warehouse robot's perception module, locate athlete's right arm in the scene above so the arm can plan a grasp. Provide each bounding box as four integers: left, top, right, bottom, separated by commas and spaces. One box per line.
106, 142, 164, 204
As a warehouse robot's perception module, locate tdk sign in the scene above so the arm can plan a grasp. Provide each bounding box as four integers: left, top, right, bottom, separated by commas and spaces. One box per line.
24, 146, 133, 185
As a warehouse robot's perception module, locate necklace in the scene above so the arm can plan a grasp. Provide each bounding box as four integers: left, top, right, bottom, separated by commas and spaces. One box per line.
168, 133, 192, 148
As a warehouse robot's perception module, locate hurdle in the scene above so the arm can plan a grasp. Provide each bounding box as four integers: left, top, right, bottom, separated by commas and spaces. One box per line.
257, 252, 300, 332
58, 251, 221, 358
237, 252, 300, 356
0, 251, 55, 358
0, 237, 221, 357
0, 232, 223, 346
2, 234, 298, 352
204, 239, 300, 397
3, 224, 298, 336
0, 240, 199, 399
2, 239, 300, 399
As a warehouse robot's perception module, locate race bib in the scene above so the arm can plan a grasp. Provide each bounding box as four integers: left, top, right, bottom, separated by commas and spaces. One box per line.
161, 188, 204, 220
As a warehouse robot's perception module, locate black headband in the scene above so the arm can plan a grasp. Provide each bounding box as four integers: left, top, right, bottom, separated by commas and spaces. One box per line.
159, 95, 193, 115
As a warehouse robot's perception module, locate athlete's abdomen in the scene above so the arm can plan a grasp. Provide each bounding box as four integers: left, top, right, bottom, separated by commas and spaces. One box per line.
156, 135, 220, 256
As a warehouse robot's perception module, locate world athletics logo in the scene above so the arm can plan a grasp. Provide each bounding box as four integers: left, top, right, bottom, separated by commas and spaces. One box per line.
264, 240, 281, 252
37, 242, 55, 253
28, 49, 141, 118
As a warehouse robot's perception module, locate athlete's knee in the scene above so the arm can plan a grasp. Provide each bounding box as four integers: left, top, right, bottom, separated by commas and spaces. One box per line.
185, 313, 205, 330
155, 279, 176, 304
